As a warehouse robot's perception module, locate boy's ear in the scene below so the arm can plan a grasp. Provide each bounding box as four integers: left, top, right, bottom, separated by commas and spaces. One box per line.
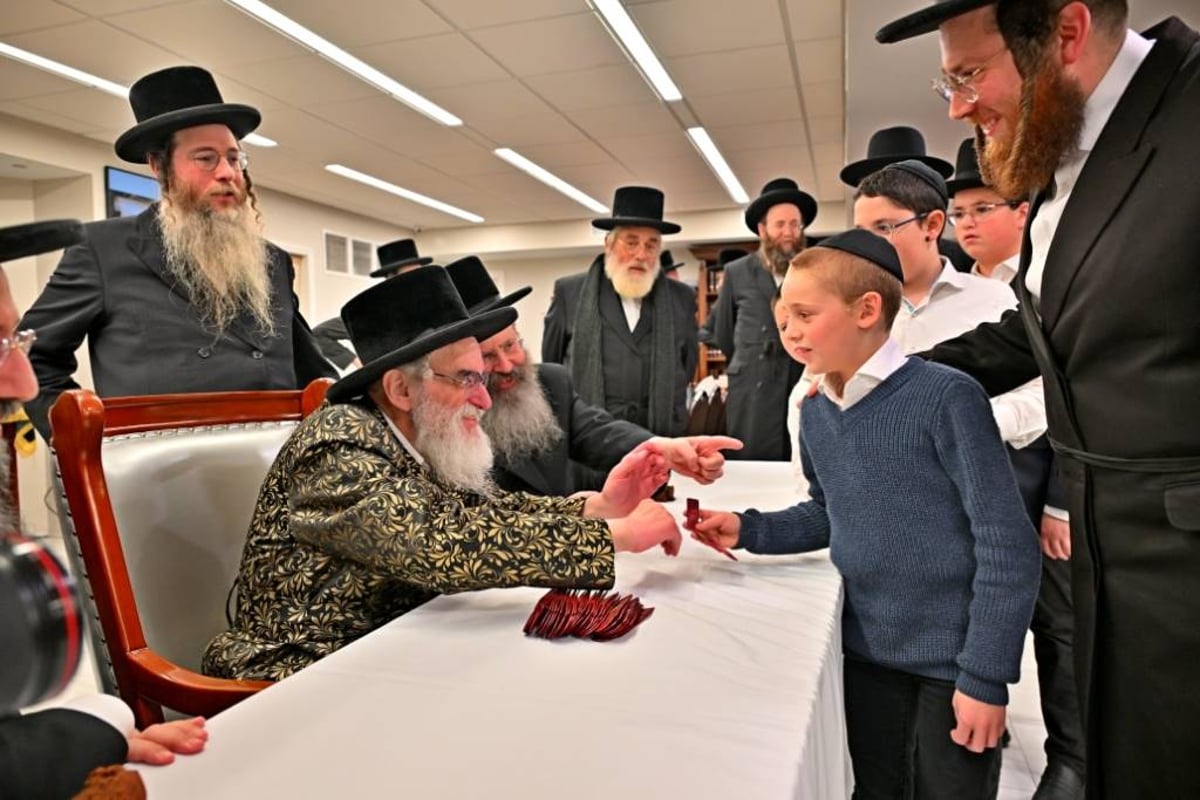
924, 209, 946, 240
857, 291, 884, 329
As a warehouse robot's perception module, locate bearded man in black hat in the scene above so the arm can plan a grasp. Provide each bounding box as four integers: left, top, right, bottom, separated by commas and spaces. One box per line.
699, 178, 815, 461
878, 2, 1200, 796
1, 221, 208, 798
18, 65, 334, 440
542, 186, 698, 437
204, 267, 682, 681
311, 238, 434, 371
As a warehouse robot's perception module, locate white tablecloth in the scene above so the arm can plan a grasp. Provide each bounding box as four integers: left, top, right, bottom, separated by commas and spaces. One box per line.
138, 462, 850, 799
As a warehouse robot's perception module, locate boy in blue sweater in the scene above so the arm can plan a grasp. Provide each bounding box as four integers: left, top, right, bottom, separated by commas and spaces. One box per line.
693, 229, 1040, 799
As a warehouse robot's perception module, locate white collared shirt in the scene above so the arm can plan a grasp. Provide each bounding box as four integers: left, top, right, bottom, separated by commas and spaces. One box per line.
620, 296, 642, 332
381, 409, 426, 466
816, 337, 908, 411
971, 255, 1019, 284
1026, 28, 1153, 308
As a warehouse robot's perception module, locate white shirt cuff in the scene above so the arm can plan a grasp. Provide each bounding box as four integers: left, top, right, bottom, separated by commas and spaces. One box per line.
1043, 505, 1069, 521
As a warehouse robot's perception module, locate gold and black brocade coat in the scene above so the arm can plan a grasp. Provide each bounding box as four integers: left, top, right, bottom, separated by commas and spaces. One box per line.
202, 400, 615, 681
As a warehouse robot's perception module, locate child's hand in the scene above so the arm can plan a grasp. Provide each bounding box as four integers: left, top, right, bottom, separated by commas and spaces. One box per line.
950, 691, 1006, 753
689, 509, 741, 551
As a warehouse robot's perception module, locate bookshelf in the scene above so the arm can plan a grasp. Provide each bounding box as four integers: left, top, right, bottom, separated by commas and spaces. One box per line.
689, 241, 759, 382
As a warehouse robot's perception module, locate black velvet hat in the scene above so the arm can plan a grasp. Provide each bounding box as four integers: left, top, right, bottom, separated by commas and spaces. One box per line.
840, 126, 954, 188
876, 0, 996, 44
659, 250, 684, 271
946, 138, 987, 196
881, 159, 950, 206
816, 229, 905, 283
115, 66, 261, 163
445, 255, 532, 314
592, 186, 680, 235
327, 266, 516, 403
373, 238, 434, 278
744, 177, 817, 232
0, 220, 84, 263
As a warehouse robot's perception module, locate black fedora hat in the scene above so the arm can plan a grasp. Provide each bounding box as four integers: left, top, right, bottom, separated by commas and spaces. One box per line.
445, 256, 532, 315
373, 238, 433, 278
592, 186, 680, 235
0, 220, 84, 263
946, 138, 987, 196
840, 126, 954, 188
876, 0, 996, 44
115, 66, 261, 164
659, 250, 684, 271
327, 267, 516, 403
744, 178, 817, 233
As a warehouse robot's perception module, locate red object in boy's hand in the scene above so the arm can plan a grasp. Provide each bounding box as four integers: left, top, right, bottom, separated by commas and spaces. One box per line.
685, 497, 700, 530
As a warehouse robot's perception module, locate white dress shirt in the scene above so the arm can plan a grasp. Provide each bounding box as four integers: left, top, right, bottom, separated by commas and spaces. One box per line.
816, 337, 908, 411
971, 255, 1018, 284
620, 296, 642, 332
1026, 29, 1152, 308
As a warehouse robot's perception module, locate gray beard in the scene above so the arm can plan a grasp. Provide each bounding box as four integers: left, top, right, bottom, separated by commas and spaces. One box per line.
412, 392, 496, 496
158, 195, 276, 337
0, 443, 15, 533
481, 362, 562, 462
760, 238, 799, 277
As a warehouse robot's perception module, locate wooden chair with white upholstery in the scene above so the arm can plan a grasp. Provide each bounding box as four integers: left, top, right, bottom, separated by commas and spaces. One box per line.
49, 379, 332, 728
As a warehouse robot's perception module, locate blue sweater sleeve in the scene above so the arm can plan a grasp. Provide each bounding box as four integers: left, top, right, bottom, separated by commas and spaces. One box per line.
735, 437, 831, 554
933, 375, 1041, 705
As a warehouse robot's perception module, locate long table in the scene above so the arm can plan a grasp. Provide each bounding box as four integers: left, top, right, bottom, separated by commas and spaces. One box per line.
137, 462, 850, 798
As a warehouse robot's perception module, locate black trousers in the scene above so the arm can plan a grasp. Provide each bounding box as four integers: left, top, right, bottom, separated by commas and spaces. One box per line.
843, 655, 1001, 800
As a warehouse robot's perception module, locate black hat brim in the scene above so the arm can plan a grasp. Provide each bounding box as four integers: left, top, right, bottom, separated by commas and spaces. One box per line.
468, 285, 533, 316
327, 306, 517, 403
946, 176, 986, 196
840, 154, 954, 188
876, 0, 996, 44
0, 220, 85, 263
592, 217, 681, 235
115, 103, 262, 163
370, 256, 434, 278
744, 189, 817, 232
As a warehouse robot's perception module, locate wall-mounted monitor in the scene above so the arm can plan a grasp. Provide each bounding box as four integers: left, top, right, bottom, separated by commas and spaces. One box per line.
105, 166, 160, 219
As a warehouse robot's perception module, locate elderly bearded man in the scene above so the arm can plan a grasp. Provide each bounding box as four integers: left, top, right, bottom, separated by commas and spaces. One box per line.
204, 267, 681, 681
878, 1, 1200, 795
446, 256, 741, 497
542, 186, 698, 437
20, 66, 334, 440
701, 178, 816, 461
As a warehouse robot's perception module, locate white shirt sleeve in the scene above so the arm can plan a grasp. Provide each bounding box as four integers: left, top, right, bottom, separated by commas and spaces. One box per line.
989, 376, 1048, 449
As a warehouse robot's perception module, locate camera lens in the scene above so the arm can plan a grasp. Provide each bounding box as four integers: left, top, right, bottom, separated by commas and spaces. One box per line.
0, 535, 83, 711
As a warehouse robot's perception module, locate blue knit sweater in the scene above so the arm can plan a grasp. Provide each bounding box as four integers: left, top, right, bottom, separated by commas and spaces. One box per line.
737, 358, 1040, 705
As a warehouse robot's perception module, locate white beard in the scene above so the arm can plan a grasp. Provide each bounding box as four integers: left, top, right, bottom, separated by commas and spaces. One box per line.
604, 254, 659, 299
481, 361, 562, 461
413, 393, 496, 496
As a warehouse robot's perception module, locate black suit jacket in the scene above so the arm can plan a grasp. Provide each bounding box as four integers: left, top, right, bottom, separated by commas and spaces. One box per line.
20, 206, 336, 440
542, 269, 698, 436
492, 363, 651, 496
0, 709, 127, 799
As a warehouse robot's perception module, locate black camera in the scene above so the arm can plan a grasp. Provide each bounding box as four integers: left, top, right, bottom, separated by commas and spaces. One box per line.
0, 534, 83, 712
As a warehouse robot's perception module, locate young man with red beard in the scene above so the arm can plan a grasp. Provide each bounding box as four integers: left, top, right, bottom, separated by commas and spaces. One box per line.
19, 66, 334, 440
204, 267, 683, 682
879, 2, 1200, 795
700, 178, 816, 461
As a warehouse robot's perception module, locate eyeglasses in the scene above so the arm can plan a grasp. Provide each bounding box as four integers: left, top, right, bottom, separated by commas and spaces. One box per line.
429, 370, 487, 390
0, 329, 36, 365
863, 214, 928, 238
614, 235, 662, 256
189, 149, 250, 173
932, 46, 1008, 104
948, 201, 1021, 225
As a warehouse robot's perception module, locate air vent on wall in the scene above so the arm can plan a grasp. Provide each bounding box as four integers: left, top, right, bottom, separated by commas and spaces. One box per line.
324, 231, 376, 276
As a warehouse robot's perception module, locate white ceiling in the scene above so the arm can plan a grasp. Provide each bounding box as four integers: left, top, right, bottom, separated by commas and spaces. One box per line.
0, 0, 1194, 233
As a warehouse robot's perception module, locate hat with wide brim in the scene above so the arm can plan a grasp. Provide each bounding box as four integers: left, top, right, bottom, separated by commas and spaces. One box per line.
115, 66, 261, 163
327, 266, 516, 403
744, 177, 817, 232
840, 126, 954, 188
946, 137, 987, 196
592, 186, 680, 235
876, 0, 996, 44
0, 220, 85, 263
659, 249, 684, 271
445, 255, 532, 314
372, 238, 434, 278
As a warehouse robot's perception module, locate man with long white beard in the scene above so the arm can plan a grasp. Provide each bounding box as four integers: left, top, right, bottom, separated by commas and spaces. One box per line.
20, 66, 334, 440
701, 178, 816, 461
446, 256, 740, 496
878, 2, 1200, 795
542, 186, 698, 437
204, 267, 682, 681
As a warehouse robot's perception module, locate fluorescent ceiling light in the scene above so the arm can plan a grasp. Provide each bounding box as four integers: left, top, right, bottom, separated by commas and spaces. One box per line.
493, 148, 609, 215
242, 133, 278, 147
686, 127, 749, 204
224, 0, 462, 127
0, 42, 128, 98
326, 164, 484, 224
589, 0, 682, 102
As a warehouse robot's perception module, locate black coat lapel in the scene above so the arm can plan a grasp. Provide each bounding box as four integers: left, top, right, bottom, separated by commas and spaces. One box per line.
599, 279, 641, 352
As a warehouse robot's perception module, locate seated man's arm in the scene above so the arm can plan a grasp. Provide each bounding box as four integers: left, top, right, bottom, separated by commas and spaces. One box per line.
921, 308, 1039, 397
309, 317, 357, 370
0, 709, 127, 798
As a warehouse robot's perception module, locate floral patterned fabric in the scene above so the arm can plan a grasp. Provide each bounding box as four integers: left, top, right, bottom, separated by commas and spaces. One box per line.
202, 400, 615, 681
